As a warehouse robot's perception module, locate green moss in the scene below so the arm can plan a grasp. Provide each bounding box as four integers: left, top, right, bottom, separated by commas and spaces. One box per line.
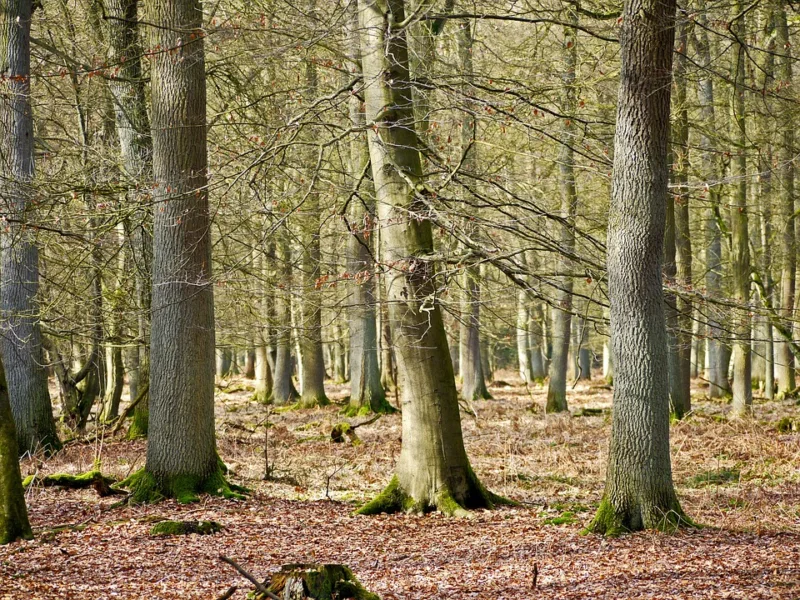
119, 463, 246, 505
126, 408, 149, 439
21, 475, 34, 488
777, 417, 797, 433
543, 511, 578, 526
298, 393, 331, 409
149, 520, 222, 536
584, 495, 695, 537
355, 475, 407, 515
267, 564, 380, 600
582, 496, 627, 537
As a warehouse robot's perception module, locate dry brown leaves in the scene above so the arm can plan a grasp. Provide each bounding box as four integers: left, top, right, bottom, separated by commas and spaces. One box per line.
1, 373, 798, 599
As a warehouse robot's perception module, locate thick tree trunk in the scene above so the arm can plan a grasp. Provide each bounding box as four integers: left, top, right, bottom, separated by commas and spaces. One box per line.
0, 0, 60, 455
588, 0, 687, 534
0, 358, 32, 544
546, 10, 578, 413
530, 303, 547, 381
729, 1, 752, 417
126, 0, 233, 503
356, 0, 497, 515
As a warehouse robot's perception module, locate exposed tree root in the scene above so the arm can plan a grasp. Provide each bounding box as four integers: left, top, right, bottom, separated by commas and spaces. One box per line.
149, 520, 222, 536
24, 470, 123, 497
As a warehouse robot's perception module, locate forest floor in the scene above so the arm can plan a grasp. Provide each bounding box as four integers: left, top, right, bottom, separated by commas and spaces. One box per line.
1, 372, 799, 599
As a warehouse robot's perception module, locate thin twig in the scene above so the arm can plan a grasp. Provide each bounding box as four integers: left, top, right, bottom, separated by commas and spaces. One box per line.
219, 555, 280, 600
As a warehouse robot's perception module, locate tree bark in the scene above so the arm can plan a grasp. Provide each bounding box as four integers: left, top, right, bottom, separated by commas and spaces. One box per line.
355, 0, 497, 515
729, 0, 752, 417
588, 0, 687, 534
517, 290, 532, 384
344, 3, 390, 415
127, 0, 231, 503
0, 0, 60, 455
272, 229, 299, 405
546, 8, 578, 413
0, 358, 32, 544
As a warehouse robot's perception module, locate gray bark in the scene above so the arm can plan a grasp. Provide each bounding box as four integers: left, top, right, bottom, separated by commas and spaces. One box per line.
144, 0, 218, 488
517, 291, 532, 384
356, 0, 493, 515
589, 0, 686, 534
0, 0, 59, 454
546, 9, 578, 413
0, 358, 31, 543
272, 230, 298, 405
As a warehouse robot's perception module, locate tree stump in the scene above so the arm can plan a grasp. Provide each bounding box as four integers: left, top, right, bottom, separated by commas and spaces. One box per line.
265, 564, 379, 600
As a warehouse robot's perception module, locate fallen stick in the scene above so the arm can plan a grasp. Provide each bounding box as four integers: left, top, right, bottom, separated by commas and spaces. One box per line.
215, 586, 237, 600
219, 555, 280, 600
111, 382, 149, 434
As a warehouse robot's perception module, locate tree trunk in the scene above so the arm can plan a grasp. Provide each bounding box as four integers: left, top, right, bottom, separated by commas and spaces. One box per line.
530, 303, 547, 381
273, 230, 299, 405
671, 19, 692, 417
693, 5, 729, 398
126, 0, 232, 503
0, 358, 32, 544
588, 0, 688, 534
104, 0, 152, 435
729, 1, 752, 417
517, 290, 532, 384
546, 9, 578, 413
344, 3, 390, 415
356, 0, 497, 515
0, 0, 60, 455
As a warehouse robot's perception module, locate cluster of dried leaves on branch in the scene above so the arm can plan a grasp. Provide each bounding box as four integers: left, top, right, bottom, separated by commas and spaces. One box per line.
0, 375, 798, 599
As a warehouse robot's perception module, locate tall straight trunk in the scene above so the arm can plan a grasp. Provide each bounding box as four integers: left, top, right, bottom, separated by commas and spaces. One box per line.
0, 358, 31, 544
517, 290, 532, 384
356, 0, 498, 516
774, 4, 795, 397
693, 7, 729, 398
253, 246, 273, 402
296, 38, 328, 409
0, 0, 59, 455
272, 229, 298, 404
672, 19, 692, 416
126, 0, 233, 503
456, 19, 489, 402
588, 0, 687, 534
377, 225, 396, 391
104, 0, 152, 437
729, 2, 752, 416
546, 9, 578, 413
664, 182, 684, 413
345, 3, 389, 415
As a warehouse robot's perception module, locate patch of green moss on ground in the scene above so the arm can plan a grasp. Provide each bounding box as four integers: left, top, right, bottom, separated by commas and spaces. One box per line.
687, 467, 741, 488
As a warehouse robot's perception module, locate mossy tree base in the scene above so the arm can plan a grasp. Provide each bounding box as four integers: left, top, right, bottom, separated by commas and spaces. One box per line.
126, 409, 149, 440
356, 472, 515, 517
119, 466, 247, 504
150, 520, 222, 536
343, 397, 397, 417
298, 394, 331, 410
266, 563, 379, 600
584, 495, 695, 537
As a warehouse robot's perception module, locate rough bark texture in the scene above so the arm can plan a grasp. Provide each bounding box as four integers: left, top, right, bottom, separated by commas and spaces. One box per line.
588, 0, 688, 535
729, 1, 752, 417
128, 0, 226, 502
0, 0, 60, 455
546, 10, 577, 413
0, 358, 32, 544
355, 0, 496, 515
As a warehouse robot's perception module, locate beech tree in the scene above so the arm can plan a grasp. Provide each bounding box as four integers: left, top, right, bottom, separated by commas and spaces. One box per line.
588, 0, 688, 534
355, 0, 499, 516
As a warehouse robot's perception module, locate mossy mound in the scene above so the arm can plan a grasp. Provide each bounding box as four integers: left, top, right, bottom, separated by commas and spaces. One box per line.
119, 464, 247, 504
149, 520, 222, 536
25, 470, 121, 497
331, 423, 361, 445
265, 564, 379, 600
776, 417, 798, 433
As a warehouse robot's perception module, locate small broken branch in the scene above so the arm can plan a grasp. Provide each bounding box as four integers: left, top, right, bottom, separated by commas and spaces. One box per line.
219, 555, 280, 600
